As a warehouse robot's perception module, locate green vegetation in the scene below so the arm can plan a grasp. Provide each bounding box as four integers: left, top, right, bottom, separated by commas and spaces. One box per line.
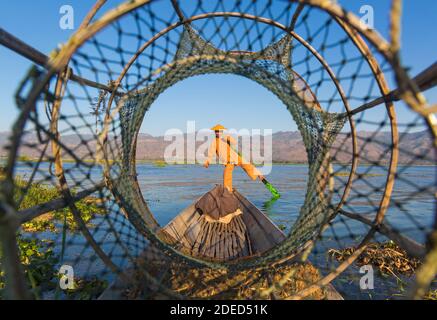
334, 171, 384, 177
18, 237, 58, 298
0, 236, 108, 299
153, 160, 167, 168
16, 155, 33, 162
0, 168, 108, 299
277, 224, 287, 231
0, 236, 57, 299
12, 175, 105, 232
64, 278, 108, 300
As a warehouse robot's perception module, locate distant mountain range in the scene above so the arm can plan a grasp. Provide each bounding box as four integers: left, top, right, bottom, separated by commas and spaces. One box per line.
0, 130, 434, 165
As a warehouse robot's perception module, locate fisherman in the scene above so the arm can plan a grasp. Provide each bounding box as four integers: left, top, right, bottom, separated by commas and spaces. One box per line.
204, 124, 267, 192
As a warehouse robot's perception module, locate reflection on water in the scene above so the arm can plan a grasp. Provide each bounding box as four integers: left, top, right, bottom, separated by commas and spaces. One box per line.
261, 196, 280, 215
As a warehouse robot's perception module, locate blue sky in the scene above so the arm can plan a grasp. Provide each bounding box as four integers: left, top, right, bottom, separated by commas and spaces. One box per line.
0, 0, 436, 136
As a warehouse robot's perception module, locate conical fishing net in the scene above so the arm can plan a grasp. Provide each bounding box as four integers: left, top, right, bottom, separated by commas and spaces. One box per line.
0, 0, 435, 300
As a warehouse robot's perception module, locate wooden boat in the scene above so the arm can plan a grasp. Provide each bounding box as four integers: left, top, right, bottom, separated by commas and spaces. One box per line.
100, 185, 343, 299
158, 185, 286, 261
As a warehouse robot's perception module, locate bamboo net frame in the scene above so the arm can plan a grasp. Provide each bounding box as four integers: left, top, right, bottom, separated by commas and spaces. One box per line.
0, 0, 435, 300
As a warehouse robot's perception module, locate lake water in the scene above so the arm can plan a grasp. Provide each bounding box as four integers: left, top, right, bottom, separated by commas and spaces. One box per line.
12, 161, 436, 299
138, 163, 435, 238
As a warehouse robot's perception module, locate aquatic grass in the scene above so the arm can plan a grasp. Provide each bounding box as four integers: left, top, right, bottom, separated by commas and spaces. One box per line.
154, 160, 167, 168
328, 241, 421, 278
64, 278, 108, 300
0, 174, 107, 299
0, 236, 58, 299
0, 236, 108, 300
13, 175, 105, 232
277, 224, 287, 231
334, 171, 384, 177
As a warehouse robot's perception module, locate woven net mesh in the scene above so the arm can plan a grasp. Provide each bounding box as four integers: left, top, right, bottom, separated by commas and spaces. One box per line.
0, 0, 435, 300
114, 23, 347, 268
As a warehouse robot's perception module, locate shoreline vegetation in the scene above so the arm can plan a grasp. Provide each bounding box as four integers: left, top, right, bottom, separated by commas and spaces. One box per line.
328, 241, 436, 300
12, 175, 106, 233
0, 167, 108, 299
1, 157, 435, 167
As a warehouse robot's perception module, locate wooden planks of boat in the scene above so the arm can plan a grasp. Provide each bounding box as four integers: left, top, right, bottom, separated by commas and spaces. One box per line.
158, 185, 286, 262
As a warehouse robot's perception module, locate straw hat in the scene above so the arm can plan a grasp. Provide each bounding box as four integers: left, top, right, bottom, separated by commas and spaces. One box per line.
210, 124, 227, 131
